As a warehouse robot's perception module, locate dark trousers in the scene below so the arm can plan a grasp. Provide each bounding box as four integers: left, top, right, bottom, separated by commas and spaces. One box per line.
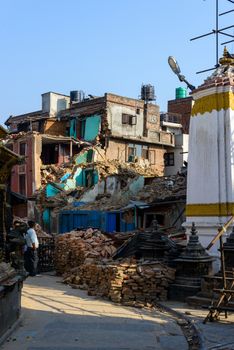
24, 248, 38, 276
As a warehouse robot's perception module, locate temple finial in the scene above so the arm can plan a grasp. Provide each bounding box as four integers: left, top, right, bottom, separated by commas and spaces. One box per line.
219, 46, 234, 66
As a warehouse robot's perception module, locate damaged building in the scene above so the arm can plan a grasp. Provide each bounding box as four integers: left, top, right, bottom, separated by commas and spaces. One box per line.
3, 85, 186, 232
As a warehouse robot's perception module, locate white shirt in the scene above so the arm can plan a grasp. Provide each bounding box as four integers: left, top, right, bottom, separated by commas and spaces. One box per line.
25, 228, 39, 249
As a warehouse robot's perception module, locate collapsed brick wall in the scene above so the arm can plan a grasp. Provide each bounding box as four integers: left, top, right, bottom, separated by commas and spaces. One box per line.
105, 139, 165, 175
54, 229, 117, 275
63, 259, 175, 306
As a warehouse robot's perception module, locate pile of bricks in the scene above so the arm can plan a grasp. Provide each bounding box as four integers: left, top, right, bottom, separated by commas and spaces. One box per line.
54, 228, 116, 274
63, 259, 175, 306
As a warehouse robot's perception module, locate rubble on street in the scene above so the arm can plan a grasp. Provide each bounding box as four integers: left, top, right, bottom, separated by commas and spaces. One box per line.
54, 228, 117, 275
54, 227, 176, 307
63, 258, 175, 306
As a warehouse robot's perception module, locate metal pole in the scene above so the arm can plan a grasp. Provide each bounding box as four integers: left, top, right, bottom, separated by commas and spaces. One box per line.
216, 0, 219, 66
219, 235, 227, 290
219, 234, 228, 318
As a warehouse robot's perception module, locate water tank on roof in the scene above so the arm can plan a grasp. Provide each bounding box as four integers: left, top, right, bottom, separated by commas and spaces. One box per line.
176, 87, 187, 99
70, 90, 85, 103
141, 84, 156, 102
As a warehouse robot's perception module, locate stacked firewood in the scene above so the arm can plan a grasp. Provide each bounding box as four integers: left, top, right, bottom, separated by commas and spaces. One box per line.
54, 228, 116, 274
63, 259, 175, 305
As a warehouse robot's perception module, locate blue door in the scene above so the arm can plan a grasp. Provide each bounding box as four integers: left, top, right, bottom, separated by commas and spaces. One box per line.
107, 213, 117, 233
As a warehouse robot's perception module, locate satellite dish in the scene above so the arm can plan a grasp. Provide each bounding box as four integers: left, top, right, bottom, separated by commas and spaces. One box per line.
168, 56, 181, 75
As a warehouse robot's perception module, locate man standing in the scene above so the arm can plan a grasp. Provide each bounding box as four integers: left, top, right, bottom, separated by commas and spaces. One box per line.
24, 221, 39, 276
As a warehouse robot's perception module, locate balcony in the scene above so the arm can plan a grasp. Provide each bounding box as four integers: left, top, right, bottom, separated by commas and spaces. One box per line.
148, 130, 175, 146
160, 113, 182, 124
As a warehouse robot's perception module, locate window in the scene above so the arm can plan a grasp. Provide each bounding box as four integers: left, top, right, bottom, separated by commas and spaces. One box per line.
142, 146, 149, 160
127, 144, 136, 162
41, 144, 59, 164
136, 108, 140, 115
19, 142, 26, 155
77, 120, 86, 139
122, 114, 137, 125
164, 152, 175, 166
19, 174, 26, 195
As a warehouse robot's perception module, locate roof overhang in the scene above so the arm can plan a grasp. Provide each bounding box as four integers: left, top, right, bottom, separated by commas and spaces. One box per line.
41, 135, 91, 146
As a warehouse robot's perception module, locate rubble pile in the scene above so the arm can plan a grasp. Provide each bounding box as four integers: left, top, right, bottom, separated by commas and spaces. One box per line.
54, 228, 116, 274
40, 157, 158, 191
12, 217, 51, 238
63, 259, 175, 305
41, 164, 72, 186
79, 194, 129, 211
92, 159, 159, 179
76, 173, 186, 212
133, 174, 186, 203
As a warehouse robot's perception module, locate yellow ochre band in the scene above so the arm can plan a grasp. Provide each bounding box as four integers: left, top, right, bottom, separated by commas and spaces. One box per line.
191, 91, 234, 116
186, 202, 234, 216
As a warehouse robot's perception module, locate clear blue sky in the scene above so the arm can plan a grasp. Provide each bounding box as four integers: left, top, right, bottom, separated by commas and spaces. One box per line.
0, 0, 233, 124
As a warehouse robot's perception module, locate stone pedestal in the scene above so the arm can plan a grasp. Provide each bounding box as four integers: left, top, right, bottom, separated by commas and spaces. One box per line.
0, 263, 24, 340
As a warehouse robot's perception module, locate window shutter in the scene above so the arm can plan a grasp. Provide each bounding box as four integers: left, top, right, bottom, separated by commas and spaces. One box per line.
122, 114, 129, 124
131, 116, 137, 125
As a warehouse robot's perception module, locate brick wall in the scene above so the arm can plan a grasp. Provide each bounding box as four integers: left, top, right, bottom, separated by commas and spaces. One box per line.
44, 119, 67, 136
167, 97, 193, 134
11, 135, 34, 197
105, 139, 165, 175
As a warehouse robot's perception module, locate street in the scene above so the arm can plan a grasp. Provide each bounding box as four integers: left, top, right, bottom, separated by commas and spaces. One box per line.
0, 274, 188, 350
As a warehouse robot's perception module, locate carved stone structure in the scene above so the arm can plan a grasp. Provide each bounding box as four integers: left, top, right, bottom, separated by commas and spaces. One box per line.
169, 223, 214, 301
113, 220, 180, 262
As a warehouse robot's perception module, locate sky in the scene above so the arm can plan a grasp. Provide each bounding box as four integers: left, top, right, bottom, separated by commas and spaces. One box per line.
0, 0, 233, 125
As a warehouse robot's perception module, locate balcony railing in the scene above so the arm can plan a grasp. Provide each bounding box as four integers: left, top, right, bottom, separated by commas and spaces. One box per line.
160, 113, 182, 124
148, 131, 175, 146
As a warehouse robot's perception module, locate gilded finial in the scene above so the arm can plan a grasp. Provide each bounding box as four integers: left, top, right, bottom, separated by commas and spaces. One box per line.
219, 46, 234, 66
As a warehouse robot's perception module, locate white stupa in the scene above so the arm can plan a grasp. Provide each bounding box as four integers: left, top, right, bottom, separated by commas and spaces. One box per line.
185, 47, 234, 263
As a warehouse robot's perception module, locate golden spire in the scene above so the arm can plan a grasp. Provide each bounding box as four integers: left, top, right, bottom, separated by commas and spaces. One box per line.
219, 46, 234, 66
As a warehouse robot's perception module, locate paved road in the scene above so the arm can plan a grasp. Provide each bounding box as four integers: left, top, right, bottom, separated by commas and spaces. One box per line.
0, 274, 188, 350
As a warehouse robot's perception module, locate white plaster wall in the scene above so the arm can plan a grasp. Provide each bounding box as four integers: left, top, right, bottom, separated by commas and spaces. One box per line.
106, 176, 121, 194
42, 93, 50, 113
42, 92, 70, 116
185, 85, 234, 267
107, 103, 144, 138
229, 108, 234, 202
79, 177, 121, 203
165, 134, 189, 176
187, 108, 234, 205
79, 176, 144, 203
79, 182, 104, 203
187, 111, 220, 204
